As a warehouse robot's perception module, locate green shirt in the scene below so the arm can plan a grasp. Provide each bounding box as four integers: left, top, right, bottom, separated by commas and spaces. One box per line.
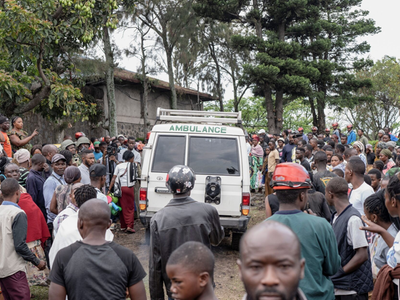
269, 210, 340, 300
358, 135, 369, 148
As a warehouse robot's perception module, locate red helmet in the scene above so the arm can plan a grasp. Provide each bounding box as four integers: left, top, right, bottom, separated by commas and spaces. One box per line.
347, 124, 353, 129
325, 128, 330, 132
271, 163, 312, 190
332, 122, 338, 127
312, 126, 318, 131
298, 127, 304, 131
75, 132, 85, 140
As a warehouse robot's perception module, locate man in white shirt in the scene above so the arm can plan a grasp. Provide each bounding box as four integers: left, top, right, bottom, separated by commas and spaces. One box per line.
120, 137, 141, 165
89, 164, 108, 203
49, 185, 113, 267
345, 157, 374, 215
78, 150, 95, 184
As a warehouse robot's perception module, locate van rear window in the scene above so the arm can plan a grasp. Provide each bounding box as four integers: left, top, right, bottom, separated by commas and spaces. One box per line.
151, 135, 186, 173
188, 137, 240, 175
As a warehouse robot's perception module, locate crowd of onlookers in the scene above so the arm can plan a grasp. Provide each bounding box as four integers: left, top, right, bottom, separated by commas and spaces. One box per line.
245, 123, 400, 299
3, 115, 400, 300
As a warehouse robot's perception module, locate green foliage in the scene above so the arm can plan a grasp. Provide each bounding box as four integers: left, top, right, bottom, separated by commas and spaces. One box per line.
0, 0, 119, 120
344, 56, 400, 139
204, 97, 313, 134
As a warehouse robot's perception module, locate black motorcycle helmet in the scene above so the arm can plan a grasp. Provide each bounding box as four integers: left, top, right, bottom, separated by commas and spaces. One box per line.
166, 165, 196, 194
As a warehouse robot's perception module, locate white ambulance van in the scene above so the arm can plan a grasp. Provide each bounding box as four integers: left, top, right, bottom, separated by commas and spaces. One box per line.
139, 108, 251, 249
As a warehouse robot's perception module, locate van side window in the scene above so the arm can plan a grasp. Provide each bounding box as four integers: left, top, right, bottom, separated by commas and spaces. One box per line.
188, 137, 240, 175
151, 135, 186, 173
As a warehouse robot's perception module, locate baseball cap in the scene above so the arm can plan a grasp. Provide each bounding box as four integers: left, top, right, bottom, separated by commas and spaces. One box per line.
258, 129, 266, 134
51, 154, 66, 164
0, 116, 9, 125
90, 164, 106, 177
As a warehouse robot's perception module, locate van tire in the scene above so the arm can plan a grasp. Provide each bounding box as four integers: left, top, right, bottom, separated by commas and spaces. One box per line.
145, 227, 150, 245
231, 232, 243, 251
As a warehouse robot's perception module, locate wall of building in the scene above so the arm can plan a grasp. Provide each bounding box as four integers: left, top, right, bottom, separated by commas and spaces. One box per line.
21, 81, 203, 144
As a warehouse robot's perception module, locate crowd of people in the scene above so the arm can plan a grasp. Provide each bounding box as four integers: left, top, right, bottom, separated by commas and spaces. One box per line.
3, 115, 400, 300
247, 123, 400, 299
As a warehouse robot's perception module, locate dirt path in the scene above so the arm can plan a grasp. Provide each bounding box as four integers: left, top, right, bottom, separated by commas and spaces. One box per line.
114, 192, 266, 300
30, 193, 266, 299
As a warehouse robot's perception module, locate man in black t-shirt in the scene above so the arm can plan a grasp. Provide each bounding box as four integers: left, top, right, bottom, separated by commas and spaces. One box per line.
49, 199, 146, 300
312, 151, 337, 196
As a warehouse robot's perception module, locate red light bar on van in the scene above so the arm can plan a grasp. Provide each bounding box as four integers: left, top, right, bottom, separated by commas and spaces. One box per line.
146, 132, 151, 141
139, 188, 147, 211
242, 192, 250, 216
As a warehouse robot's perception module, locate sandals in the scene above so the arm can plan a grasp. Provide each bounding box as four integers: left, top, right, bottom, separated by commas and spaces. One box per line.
126, 228, 135, 234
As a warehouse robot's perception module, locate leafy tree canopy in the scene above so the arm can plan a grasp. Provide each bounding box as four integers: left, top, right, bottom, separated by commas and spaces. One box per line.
0, 0, 121, 120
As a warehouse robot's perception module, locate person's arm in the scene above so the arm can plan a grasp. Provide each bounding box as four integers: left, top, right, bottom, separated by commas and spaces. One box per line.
149, 220, 165, 300
322, 224, 341, 276
209, 208, 225, 246
108, 175, 117, 195
360, 215, 395, 248
265, 196, 272, 218
48, 283, 67, 300
26, 177, 38, 204
43, 180, 56, 215
342, 247, 369, 274
320, 196, 332, 222
128, 281, 147, 300
12, 212, 44, 267
9, 129, 38, 147
50, 191, 58, 214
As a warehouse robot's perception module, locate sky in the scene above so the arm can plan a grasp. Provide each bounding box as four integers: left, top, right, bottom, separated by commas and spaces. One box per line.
114, 0, 400, 100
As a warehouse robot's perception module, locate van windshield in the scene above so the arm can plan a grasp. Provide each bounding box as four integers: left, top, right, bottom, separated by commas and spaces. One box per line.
188, 137, 240, 175
151, 135, 186, 173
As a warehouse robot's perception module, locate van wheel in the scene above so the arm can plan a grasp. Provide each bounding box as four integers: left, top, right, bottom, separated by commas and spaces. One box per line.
231, 232, 243, 251
145, 227, 150, 245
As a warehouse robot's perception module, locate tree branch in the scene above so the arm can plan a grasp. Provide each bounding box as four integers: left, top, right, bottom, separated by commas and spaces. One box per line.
16, 85, 51, 114
38, 41, 50, 87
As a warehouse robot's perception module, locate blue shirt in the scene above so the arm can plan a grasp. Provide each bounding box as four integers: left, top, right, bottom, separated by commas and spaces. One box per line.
347, 130, 356, 144
1, 201, 19, 208
390, 134, 399, 142
43, 172, 66, 223
302, 134, 309, 143
26, 170, 47, 221
281, 144, 296, 163
94, 151, 103, 161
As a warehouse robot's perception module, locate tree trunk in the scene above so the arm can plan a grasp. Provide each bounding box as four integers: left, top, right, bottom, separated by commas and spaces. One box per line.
140, 33, 149, 138
103, 26, 117, 137
316, 90, 326, 131
252, 0, 262, 39
275, 90, 284, 133
208, 42, 223, 111
264, 84, 276, 133
165, 45, 178, 109
309, 97, 318, 131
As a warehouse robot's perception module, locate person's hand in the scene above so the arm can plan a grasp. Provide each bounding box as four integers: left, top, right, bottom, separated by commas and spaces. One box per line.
31, 129, 39, 137
36, 260, 46, 270
110, 155, 116, 162
360, 215, 384, 234
43, 163, 50, 173
303, 209, 316, 216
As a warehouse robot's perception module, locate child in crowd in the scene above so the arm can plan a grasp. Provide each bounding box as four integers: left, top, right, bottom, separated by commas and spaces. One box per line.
166, 241, 217, 300
359, 191, 399, 279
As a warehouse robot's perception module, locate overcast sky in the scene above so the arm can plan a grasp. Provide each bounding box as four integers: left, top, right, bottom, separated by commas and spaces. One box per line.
115, 0, 400, 99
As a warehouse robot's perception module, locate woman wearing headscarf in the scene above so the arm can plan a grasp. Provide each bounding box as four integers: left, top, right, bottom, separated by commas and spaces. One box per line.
380, 149, 395, 175
49, 166, 81, 214
375, 142, 387, 162
353, 141, 367, 166
249, 135, 264, 192
108, 150, 138, 233
13, 148, 30, 187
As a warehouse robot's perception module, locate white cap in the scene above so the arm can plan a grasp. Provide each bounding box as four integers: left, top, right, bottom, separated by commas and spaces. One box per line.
258, 129, 266, 134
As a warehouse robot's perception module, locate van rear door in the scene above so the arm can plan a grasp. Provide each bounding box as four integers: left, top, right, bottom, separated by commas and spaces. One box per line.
187, 136, 242, 217
146, 134, 186, 211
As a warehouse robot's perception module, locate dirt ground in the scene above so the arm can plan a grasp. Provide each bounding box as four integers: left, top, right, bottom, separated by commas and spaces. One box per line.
30, 193, 266, 300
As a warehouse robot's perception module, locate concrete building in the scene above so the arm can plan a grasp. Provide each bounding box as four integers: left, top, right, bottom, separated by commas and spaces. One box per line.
23, 68, 214, 144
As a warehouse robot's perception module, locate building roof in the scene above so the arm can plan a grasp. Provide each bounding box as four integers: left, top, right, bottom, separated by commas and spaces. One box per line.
105, 69, 215, 101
